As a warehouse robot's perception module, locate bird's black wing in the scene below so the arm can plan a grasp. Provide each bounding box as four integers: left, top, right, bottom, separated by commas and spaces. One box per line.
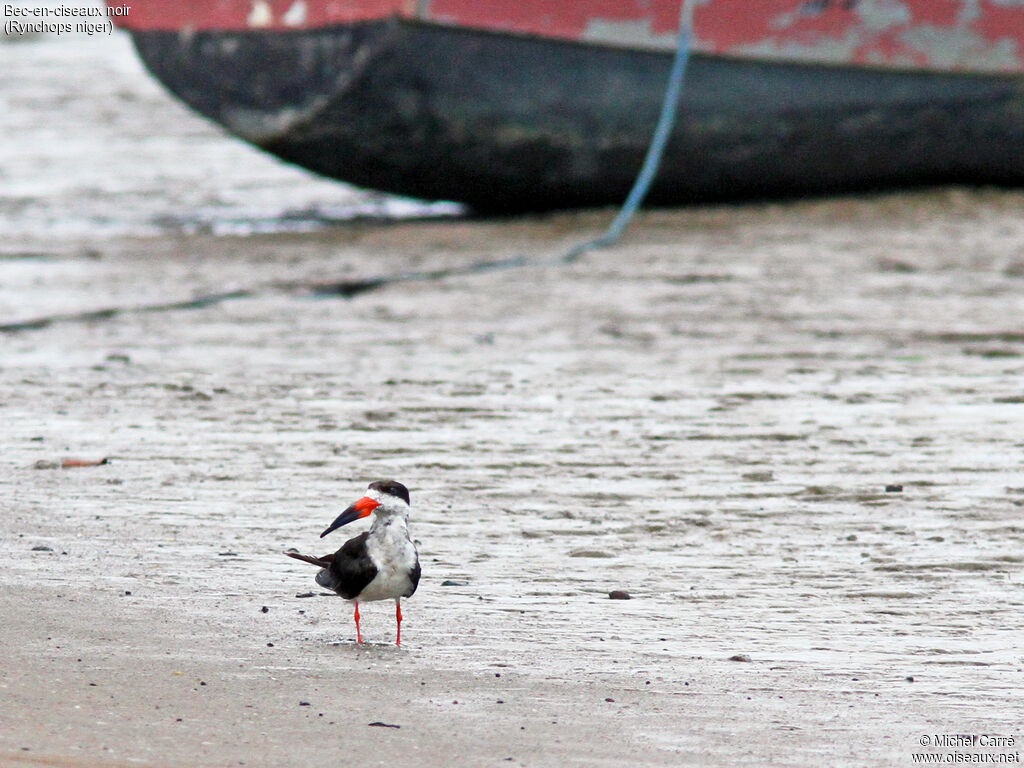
405, 556, 421, 598
322, 531, 378, 600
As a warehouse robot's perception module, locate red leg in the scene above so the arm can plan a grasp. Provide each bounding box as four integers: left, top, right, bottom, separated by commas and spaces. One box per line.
395, 600, 402, 646
354, 601, 362, 644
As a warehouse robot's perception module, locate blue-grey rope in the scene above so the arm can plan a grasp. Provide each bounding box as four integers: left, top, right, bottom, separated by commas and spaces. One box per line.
1, 2, 701, 334
561, 0, 697, 263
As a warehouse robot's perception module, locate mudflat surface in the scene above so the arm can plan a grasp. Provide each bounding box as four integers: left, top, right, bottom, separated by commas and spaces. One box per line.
3, 194, 1024, 767
4, 8, 1024, 768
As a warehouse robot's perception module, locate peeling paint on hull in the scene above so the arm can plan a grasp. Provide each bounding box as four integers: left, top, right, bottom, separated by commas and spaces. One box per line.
113, 0, 1024, 73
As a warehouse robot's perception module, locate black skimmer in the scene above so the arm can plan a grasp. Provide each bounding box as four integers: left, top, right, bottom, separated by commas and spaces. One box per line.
286, 480, 420, 645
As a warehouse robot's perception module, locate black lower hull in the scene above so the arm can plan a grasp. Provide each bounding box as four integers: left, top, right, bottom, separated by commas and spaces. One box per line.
132, 20, 1024, 211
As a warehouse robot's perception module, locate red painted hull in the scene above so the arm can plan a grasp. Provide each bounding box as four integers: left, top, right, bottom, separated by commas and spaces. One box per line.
113, 0, 1024, 74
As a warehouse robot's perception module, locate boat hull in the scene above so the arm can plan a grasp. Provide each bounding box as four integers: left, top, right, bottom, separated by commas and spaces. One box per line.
130, 19, 1024, 210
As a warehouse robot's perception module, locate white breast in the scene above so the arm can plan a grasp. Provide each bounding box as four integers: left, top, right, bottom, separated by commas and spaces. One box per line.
358, 518, 418, 602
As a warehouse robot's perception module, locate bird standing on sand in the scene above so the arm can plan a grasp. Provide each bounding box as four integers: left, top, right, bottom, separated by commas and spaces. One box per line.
286, 480, 420, 645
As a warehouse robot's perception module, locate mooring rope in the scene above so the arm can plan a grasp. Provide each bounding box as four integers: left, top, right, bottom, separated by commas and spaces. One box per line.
561, 0, 698, 263
0, 1, 700, 334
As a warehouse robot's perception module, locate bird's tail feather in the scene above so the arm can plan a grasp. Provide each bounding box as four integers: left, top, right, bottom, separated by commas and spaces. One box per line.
284, 551, 333, 568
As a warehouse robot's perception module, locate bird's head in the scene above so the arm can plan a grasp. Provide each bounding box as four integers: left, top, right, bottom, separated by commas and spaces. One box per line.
320, 480, 411, 538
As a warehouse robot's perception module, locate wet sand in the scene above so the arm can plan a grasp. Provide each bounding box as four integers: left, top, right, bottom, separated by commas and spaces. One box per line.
5, 8, 1024, 765
3, 192, 1024, 766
